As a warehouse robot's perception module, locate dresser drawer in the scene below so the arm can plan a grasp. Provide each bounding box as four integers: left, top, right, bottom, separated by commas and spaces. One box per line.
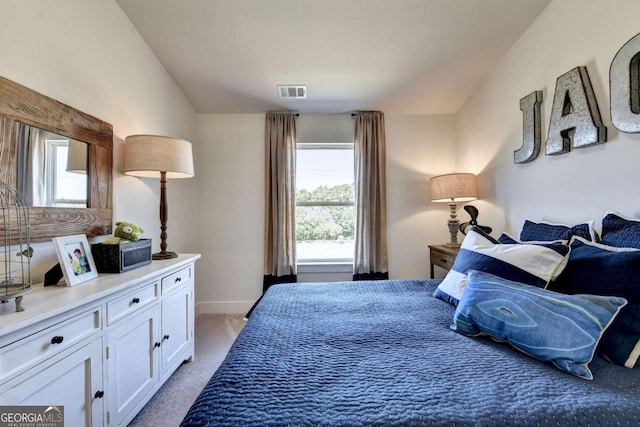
107, 282, 158, 325
0, 307, 101, 383
161, 266, 192, 294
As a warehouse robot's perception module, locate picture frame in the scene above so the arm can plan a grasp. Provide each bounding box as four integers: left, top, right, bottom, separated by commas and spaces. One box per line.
52, 234, 99, 286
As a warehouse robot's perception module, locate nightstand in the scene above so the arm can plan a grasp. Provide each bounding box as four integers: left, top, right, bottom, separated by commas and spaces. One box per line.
428, 245, 460, 279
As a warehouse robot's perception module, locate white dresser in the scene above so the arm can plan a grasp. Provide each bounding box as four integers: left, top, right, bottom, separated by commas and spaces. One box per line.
0, 254, 200, 426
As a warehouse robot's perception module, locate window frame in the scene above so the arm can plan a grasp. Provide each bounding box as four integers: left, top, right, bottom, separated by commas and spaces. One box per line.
295, 142, 355, 264
45, 139, 87, 207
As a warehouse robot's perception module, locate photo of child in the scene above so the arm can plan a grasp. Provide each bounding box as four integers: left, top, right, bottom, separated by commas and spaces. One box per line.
66, 244, 92, 276
54, 235, 98, 286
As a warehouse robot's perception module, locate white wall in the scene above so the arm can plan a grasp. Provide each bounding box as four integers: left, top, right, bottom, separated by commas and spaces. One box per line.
195, 113, 456, 313
0, 1, 198, 283
195, 114, 265, 313
297, 113, 353, 143
386, 115, 457, 279
456, 0, 640, 235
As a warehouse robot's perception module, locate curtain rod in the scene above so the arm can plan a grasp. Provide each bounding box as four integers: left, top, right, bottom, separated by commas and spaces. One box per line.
269, 112, 366, 117
351, 111, 381, 117
266, 111, 299, 117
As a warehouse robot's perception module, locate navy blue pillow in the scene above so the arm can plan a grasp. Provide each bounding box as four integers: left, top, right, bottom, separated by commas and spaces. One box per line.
601, 212, 640, 249
499, 233, 565, 246
550, 238, 640, 368
498, 233, 518, 244
519, 220, 594, 242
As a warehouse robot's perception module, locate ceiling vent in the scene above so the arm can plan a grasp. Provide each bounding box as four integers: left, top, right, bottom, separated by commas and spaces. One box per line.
277, 85, 306, 99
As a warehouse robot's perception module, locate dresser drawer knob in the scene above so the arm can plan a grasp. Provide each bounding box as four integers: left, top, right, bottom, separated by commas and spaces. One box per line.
132, 297, 140, 304
175, 277, 182, 283
440, 258, 448, 263
162, 334, 170, 341
51, 336, 64, 345
154, 342, 161, 348
94, 390, 104, 399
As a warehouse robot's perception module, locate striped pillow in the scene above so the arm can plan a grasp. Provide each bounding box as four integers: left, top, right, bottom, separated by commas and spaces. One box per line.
433, 227, 570, 306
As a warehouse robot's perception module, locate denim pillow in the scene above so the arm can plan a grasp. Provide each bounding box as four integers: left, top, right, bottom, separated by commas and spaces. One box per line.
550, 237, 640, 368
433, 227, 570, 306
520, 219, 595, 242
601, 212, 640, 249
452, 270, 627, 380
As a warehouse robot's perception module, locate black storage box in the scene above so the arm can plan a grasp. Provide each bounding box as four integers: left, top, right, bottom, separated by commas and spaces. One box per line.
91, 239, 152, 273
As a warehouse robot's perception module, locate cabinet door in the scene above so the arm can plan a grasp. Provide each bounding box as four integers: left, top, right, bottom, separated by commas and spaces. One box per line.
161, 282, 194, 378
0, 338, 104, 427
106, 304, 160, 426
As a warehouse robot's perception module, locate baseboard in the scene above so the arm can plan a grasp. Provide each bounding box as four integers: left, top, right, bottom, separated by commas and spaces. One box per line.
196, 300, 256, 315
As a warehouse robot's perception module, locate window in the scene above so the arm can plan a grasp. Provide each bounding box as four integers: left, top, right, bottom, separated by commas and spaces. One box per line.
45, 139, 87, 208
296, 143, 354, 263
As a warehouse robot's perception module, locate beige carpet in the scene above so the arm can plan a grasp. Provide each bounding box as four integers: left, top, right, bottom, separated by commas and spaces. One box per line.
128, 314, 246, 426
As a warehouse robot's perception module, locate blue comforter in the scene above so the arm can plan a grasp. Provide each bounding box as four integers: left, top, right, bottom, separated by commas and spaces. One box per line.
181, 280, 640, 426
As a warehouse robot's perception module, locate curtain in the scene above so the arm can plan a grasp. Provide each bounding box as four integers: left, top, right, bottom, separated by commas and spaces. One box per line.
15, 123, 45, 205
0, 117, 12, 186
263, 112, 297, 289
263, 113, 296, 274
246, 112, 298, 319
353, 111, 389, 280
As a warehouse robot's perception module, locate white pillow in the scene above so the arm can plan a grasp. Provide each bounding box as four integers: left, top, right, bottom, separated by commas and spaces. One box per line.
433, 227, 571, 306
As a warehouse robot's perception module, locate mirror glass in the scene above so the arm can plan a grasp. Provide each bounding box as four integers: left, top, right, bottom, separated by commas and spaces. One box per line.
15, 123, 88, 208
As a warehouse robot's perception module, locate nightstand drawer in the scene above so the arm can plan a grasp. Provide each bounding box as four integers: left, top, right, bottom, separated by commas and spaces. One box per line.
429, 245, 460, 278
430, 251, 456, 269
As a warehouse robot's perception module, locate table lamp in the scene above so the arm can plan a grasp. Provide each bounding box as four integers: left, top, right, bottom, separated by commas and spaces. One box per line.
430, 173, 478, 247
123, 134, 194, 259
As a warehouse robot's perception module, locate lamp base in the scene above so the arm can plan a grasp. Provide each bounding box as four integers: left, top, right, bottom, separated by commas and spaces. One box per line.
445, 201, 461, 248
152, 251, 178, 260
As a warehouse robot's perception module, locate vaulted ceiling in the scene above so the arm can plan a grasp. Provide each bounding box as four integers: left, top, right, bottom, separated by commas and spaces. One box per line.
117, 0, 551, 114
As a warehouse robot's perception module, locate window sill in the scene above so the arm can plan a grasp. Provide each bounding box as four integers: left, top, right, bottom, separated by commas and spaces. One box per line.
297, 262, 353, 274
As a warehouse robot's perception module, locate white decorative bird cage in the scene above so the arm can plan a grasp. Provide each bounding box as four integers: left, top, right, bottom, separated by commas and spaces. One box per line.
0, 182, 32, 312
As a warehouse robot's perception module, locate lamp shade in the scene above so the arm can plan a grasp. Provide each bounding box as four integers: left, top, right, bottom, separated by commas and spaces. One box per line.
430, 173, 478, 202
123, 134, 194, 179
66, 139, 88, 174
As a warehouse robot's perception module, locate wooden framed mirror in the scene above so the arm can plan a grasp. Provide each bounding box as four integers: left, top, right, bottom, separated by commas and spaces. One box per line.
0, 76, 112, 242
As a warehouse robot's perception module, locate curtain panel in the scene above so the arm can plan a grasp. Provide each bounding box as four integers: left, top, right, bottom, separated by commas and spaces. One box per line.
263, 112, 298, 291
15, 123, 45, 206
353, 111, 389, 281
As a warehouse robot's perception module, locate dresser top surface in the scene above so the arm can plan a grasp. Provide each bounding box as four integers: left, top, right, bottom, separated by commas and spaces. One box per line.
0, 254, 201, 335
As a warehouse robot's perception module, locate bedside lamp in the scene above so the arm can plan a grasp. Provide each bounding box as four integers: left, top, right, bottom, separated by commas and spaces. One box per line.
430, 173, 478, 248
123, 135, 195, 260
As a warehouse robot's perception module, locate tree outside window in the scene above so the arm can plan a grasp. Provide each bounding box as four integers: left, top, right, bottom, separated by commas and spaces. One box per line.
296, 144, 354, 262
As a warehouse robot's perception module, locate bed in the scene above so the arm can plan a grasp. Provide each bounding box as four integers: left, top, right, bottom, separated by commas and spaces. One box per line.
182, 215, 640, 426
181, 278, 640, 426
